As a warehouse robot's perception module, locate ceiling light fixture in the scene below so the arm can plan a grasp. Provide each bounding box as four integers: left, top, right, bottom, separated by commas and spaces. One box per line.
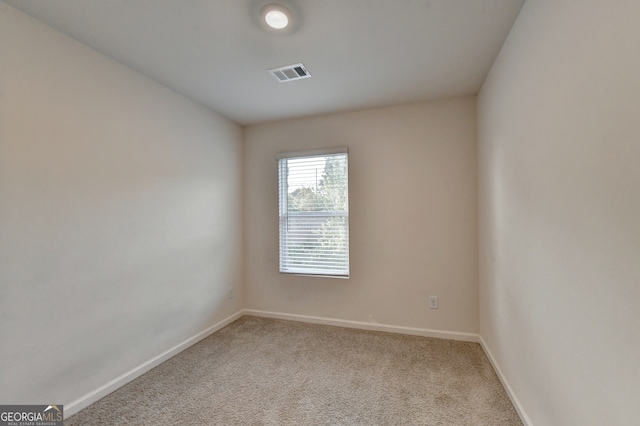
261, 4, 291, 30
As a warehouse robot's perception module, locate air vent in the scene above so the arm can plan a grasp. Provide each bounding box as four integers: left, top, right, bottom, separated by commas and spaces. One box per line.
269, 63, 311, 83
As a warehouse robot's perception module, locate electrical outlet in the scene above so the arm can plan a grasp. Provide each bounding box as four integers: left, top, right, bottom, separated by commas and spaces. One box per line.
429, 296, 438, 309
227, 287, 234, 299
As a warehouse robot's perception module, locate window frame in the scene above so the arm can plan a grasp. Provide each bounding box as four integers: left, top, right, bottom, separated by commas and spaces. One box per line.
277, 147, 350, 278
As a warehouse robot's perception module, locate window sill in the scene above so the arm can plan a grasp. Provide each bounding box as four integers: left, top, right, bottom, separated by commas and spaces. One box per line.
280, 271, 350, 280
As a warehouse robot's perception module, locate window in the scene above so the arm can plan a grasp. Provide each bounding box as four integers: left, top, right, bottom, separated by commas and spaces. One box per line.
278, 148, 349, 277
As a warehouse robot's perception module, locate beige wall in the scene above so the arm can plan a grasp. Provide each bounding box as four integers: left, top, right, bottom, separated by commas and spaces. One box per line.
478, 0, 640, 424
245, 98, 478, 333
0, 3, 243, 406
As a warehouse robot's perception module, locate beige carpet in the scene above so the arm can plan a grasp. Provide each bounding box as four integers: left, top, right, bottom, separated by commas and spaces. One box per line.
66, 316, 522, 425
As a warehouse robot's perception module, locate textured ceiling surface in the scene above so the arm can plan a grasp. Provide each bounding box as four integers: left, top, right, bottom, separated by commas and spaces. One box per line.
4, 0, 525, 124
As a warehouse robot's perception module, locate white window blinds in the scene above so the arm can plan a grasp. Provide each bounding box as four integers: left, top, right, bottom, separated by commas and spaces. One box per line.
278, 148, 349, 277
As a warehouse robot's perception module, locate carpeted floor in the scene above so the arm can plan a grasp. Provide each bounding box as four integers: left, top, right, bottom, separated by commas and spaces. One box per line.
66, 316, 522, 425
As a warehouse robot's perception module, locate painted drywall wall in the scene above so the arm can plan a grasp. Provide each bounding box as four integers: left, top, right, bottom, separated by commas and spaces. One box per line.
245, 98, 478, 333
478, 0, 640, 424
0, 2, 243, 406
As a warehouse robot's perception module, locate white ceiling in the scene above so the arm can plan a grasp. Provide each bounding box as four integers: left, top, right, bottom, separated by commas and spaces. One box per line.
4, 0, 524, 125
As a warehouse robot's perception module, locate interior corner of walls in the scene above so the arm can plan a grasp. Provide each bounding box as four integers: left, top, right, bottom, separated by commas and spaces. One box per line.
478, 335, 532, 426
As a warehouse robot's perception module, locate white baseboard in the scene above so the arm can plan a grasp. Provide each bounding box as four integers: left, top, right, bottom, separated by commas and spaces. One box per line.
479, 336, 532, 426
242, 309, 480, 343
64, 310, 244, 417
64, 308, 530, 426
245, 309, 531, 425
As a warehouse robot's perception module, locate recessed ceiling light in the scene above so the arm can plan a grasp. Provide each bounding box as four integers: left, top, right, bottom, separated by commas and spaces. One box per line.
261, 4, 291, 30
265, 10, 288, 29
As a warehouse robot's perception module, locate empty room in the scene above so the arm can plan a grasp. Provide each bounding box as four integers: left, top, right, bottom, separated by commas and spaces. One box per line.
1, 0, 638, 425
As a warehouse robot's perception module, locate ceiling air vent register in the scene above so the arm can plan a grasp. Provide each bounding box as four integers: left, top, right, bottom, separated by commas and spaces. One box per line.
269, 63, 311, 83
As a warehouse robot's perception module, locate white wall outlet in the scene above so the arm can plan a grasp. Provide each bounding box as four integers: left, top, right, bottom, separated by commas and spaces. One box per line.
429, 296, 438, 309
228, 287, 234, 299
